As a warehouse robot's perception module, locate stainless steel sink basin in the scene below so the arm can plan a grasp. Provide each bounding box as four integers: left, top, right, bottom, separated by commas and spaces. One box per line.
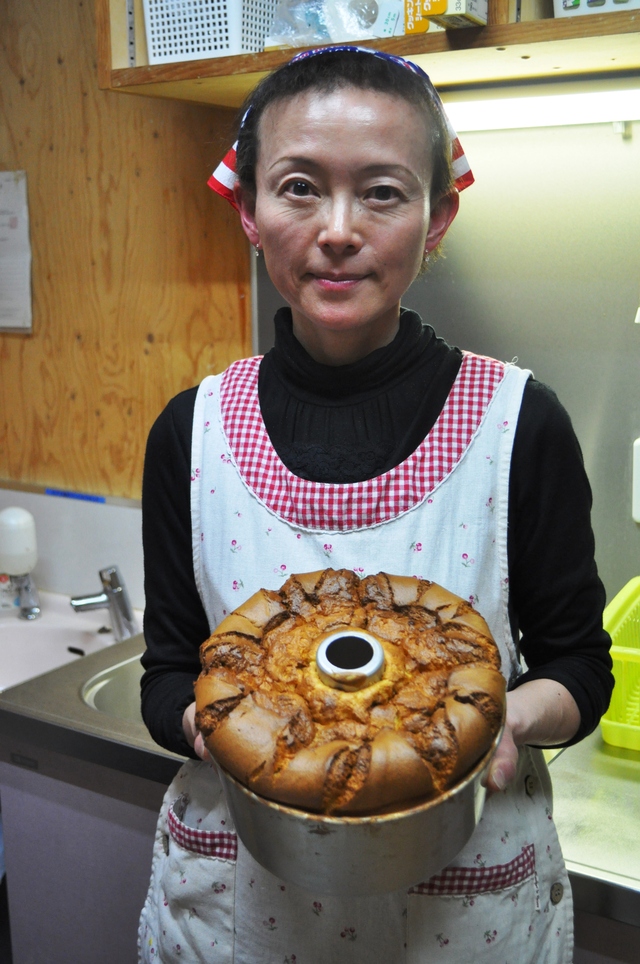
81, 655, 144, 723
0, 634, 184, 784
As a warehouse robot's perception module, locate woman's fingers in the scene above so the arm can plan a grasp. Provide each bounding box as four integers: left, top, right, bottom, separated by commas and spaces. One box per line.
193, 731, 214, 763
485, 723, 518, 794
183, 701, 214, 762
182, 701, 198, 746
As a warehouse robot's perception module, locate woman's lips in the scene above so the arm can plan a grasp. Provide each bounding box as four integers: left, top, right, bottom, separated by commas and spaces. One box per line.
311, 274, 368, 292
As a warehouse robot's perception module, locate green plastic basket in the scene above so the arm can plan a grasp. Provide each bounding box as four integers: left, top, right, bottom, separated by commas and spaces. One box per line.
600, 576, 640, 751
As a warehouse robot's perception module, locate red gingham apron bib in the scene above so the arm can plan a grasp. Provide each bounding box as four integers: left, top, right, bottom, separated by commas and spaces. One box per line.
139, 353, 573, 964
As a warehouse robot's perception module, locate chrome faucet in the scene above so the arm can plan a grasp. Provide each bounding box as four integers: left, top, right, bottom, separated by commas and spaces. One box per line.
70, 566, 139, 642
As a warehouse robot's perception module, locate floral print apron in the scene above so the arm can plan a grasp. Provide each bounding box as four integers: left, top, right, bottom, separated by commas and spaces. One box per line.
139, 352, 574, 963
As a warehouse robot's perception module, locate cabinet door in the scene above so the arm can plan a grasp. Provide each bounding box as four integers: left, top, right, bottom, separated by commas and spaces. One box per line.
0, 762, 161, 964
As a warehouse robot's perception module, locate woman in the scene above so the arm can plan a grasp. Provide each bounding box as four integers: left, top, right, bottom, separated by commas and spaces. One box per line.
138, 46, 612, 963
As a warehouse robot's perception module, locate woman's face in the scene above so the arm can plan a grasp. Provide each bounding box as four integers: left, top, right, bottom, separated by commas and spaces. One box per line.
236, 87, 458, 364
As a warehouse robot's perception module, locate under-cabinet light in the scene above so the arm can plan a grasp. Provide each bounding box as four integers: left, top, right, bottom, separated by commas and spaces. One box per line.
442, 87, 640, 132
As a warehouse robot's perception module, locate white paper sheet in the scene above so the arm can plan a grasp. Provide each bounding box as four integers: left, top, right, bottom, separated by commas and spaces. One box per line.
0, 171, 32, 331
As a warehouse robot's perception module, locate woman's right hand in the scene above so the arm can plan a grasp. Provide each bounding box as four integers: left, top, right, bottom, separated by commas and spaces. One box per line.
182, 701, 213, 762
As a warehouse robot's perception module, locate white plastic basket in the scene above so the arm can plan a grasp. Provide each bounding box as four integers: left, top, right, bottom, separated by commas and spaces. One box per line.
142, 0, 280, 64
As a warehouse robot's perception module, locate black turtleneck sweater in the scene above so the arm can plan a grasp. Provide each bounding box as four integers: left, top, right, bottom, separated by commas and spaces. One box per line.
141, 309, 612, 759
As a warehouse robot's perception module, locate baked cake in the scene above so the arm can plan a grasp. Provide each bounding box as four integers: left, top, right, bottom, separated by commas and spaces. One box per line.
195, 569, 505, 815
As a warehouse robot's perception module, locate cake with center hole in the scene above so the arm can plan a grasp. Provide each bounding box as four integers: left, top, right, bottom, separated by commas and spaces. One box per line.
195, 568, 505, 815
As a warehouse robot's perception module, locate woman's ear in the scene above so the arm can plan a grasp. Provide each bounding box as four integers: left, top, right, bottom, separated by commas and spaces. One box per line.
425, 190, 460, 253
233, 182, 260, 247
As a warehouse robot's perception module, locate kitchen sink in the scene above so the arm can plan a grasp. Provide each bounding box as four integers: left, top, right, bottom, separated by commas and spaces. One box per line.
0, 589, 125, 693
82, 655, 144, 723
0, 634, 183, 785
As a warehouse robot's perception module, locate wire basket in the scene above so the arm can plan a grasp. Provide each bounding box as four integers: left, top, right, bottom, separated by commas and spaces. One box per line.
600, 576, 640, 751
143, 0, 279, 65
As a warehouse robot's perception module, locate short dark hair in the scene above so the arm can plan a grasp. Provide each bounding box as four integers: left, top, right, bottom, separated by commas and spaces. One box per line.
235, 50, 454, 202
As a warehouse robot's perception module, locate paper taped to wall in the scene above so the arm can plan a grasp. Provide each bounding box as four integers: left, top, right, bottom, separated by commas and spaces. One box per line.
0, 171, 32, 332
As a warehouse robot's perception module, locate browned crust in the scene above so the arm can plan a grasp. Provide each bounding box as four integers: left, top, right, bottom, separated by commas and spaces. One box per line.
196, 569, 506, 815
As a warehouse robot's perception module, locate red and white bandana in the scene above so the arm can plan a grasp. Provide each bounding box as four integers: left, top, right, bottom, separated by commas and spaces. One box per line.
208, 44, 474, 208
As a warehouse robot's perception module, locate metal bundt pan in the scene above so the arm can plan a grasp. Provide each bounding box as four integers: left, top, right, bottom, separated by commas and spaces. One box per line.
216, 726, 503, 897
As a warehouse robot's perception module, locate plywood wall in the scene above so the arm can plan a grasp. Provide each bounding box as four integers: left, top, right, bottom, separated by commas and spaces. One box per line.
0, 0, 251, 499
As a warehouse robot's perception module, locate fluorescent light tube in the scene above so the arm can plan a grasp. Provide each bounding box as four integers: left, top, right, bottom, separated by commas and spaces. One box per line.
443, 88, 640, 132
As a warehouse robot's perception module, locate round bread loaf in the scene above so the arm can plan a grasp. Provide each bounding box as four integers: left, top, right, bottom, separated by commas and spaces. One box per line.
195, 569, 505, 815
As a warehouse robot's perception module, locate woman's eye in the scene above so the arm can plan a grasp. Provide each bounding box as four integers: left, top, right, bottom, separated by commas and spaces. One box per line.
285, 180, 312, 197
369, 185, 398, 202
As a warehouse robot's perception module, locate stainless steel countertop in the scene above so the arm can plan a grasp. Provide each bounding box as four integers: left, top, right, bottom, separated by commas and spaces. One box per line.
0, 635, 183, 786
0, 638, 638, 924
549, 728, 640, 927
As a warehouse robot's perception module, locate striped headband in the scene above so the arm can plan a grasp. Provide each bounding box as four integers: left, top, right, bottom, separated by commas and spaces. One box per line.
208, 44, 474, 209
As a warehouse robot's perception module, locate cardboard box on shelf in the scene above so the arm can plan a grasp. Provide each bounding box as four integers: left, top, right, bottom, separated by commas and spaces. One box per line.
404, 0, 447, 31
429, 0, 488, 27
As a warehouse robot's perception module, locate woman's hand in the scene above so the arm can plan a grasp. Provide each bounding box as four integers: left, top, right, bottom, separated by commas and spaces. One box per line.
182, 701, 213, 762
485, 679, 581, 793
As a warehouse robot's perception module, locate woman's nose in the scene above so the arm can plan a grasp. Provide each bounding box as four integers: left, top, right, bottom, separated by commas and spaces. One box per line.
317, 197, 362, 253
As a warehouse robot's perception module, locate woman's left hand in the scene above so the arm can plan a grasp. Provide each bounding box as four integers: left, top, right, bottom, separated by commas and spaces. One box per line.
485, 679, 581, 793
182, 700, 214, 763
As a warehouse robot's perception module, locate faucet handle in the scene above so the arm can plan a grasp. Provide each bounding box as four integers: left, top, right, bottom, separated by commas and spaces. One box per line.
99, 565, 127, 595
99, 566, 139, 641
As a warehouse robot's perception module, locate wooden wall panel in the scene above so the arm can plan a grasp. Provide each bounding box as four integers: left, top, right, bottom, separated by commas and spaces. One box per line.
0, 0, 251, 499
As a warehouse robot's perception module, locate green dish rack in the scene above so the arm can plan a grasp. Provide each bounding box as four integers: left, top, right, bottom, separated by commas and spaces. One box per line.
600, 576, 640, 751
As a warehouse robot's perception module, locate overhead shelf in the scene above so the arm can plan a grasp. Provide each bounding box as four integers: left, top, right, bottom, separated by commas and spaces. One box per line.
96, 3, 640, 108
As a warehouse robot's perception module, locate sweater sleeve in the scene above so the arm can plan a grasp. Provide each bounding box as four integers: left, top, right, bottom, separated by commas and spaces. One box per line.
508, 378, 613, 745
140, 387, 208, 758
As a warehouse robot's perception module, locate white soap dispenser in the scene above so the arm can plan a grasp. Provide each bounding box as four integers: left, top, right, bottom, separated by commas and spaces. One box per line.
0, 507, 41, 619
